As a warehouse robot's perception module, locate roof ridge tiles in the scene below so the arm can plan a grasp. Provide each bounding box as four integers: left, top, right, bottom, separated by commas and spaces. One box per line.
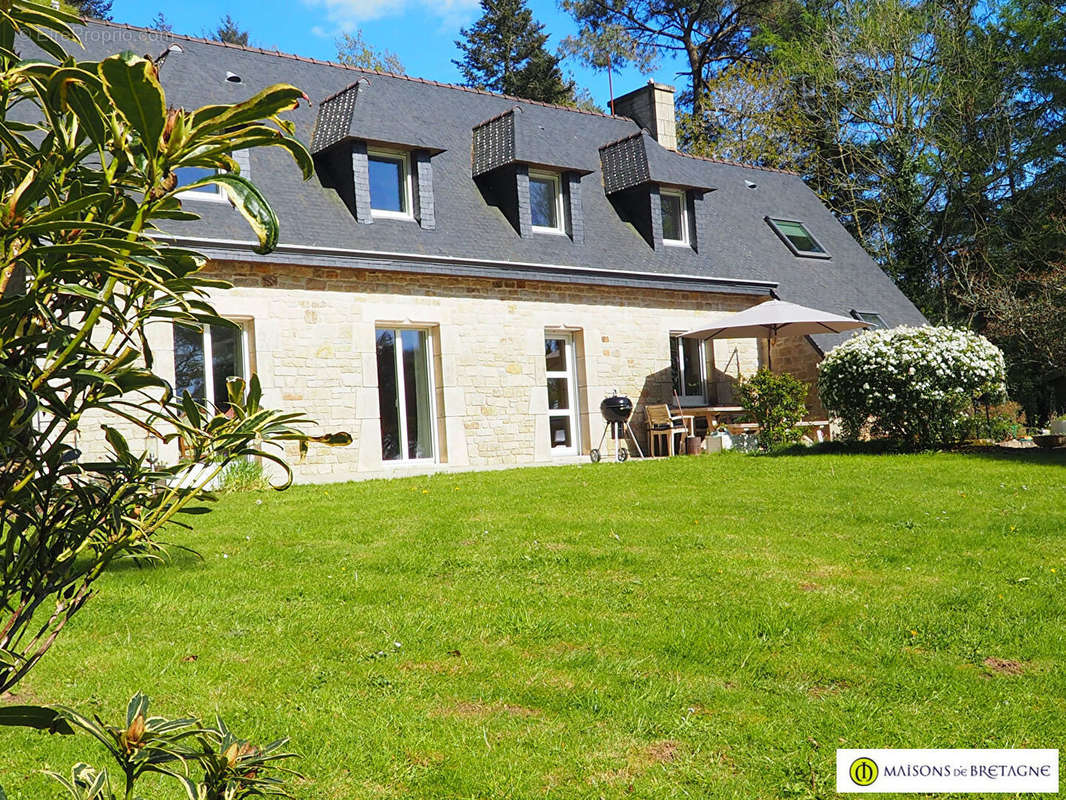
596, 131, 798, 175
81, 19, 802, 177
80, 19, 621, 121
673, 151, 800, 175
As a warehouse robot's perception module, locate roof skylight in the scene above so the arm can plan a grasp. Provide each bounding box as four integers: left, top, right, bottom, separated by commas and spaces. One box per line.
766, 217, 829, 258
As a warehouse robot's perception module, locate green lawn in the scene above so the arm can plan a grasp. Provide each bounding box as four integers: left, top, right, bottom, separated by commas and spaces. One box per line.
2, 451, 1064, 799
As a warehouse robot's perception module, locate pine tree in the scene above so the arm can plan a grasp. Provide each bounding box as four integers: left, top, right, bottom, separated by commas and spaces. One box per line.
214, 14, 249, 46
69, 0, 113, 20
454, 0, 574, 104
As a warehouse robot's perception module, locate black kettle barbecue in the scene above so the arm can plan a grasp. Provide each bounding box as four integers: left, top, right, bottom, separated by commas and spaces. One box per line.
590, 392, 644, 462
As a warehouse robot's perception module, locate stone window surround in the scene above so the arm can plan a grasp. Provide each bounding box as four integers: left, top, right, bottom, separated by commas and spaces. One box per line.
373, 322, 443, 466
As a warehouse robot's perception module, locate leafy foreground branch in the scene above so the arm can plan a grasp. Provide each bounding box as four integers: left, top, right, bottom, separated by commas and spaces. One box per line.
2, 693, 298, 799
0, 1, 346, 792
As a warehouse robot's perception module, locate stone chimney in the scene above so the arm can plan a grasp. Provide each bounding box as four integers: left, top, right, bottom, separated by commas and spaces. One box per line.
611, 81, 677, 151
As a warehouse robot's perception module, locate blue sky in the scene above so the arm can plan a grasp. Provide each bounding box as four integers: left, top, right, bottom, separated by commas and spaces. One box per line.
110, 0, 687, 111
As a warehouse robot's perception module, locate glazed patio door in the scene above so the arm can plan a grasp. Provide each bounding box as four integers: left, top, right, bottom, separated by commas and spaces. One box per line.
545, 333, 579, 455
376, 327, 436, 462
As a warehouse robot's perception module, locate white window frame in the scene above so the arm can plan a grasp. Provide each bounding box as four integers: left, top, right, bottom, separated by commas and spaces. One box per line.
175, 151, 249, 204
368, 148, 413, 220
176, 167, 228, 204
174, 319, 253, 410
376, 325, 439, 465
660, 189, 689, 246
545, 331, 580, 455
529, 170, 565, 235
670, 334, 707, 405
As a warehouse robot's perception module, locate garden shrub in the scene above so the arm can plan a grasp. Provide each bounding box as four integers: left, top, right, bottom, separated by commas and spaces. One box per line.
734, 369, 809, 450
953, 413, 1018, 442
818, 326, 1007, 447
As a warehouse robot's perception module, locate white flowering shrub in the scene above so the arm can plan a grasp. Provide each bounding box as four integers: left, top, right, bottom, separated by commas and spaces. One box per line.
818, 326, 1007, 446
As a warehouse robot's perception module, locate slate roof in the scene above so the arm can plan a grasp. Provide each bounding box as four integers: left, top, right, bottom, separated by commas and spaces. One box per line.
44, 20, 926, 349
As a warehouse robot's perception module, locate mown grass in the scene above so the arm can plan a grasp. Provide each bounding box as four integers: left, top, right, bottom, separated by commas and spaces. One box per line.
2, 450, 1064, 799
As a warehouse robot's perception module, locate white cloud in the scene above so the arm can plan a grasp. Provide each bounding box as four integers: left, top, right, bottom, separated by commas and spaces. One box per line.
304, 0, 478, 31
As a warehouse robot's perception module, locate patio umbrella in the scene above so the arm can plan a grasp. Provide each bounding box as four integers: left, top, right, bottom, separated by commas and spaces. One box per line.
679, 299, 871, 370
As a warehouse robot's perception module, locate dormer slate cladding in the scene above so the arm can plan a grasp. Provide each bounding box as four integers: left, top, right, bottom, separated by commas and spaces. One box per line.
471, 108, 588, 241
600, 135, 652, 194
312, 79, 442, 229
600, 133, 710, 251
311, 81, 362, 153
599, 132, 715, 194
472, 111, 516, 177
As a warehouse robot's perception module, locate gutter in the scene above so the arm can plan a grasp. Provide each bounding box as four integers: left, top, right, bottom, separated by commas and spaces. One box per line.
151, 235, 779, 297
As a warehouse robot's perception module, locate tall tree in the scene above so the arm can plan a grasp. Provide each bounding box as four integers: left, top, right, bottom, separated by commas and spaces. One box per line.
709, 0, 1065, 420
214, 14, 249, 46
335, 30, 405, 73
455, 0, 575, 104
947, 0, 1066, 420
561, 0, 776, 116
68, 0, 112, 19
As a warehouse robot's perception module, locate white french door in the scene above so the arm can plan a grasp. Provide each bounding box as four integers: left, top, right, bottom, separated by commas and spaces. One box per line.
376, 327, 437, 463
544, 333, 579, 455
670, 334, 707, 406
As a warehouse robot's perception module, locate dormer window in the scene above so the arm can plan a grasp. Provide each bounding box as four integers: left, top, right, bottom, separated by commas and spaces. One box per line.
368, 149, 412, 218
660, 189, 688, 245
529, 170, 564, 234
767, 217, 829, 257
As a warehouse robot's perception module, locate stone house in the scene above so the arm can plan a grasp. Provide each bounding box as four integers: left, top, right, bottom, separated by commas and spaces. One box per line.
70, 20, 925, 482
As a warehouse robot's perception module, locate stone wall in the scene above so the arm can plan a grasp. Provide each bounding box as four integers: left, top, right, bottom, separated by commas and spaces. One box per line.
75, 261, 805, 482
768, 335, 828, 418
